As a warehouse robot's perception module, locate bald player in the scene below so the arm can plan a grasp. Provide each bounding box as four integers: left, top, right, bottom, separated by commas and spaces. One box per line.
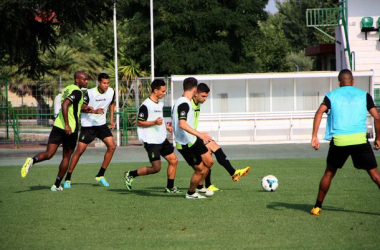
21, 71, 89, 191
310, 69, 380, 215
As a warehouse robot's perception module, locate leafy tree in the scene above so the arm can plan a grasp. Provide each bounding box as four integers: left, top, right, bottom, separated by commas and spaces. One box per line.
275, 0, 339, 51
118, 0, 269, 75
246, 14, 292, 72
0, 0, 114, 79
286, 50, 314, 71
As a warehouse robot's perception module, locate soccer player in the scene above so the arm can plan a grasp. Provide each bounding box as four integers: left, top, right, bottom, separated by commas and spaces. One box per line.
192, 83, 250, 192
124, 79, 179, 193
63, 73, 116, 188
310, 69, 380, 215
21, 71, 89, 191
172, 77, 214, 199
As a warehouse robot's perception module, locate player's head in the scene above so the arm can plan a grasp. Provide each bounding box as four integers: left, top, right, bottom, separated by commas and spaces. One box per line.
183, 77, 198, 97
74, 71, 88, 89
151, 79, 166, 99
194, 83, 210, 104
97, 73, 110, 92
338, 69, 354, 86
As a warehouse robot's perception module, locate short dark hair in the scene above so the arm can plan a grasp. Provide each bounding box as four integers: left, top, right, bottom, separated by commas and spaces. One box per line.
197, 83, 210, 94
338, 69, 353, 82
74, 71, 86, 81
183, 77, 198, 91
151, 79, 166, 92
98, 73, 110, 82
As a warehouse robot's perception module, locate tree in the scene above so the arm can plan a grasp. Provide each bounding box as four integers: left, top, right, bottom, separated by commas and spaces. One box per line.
118, 0, 269, 75
286, 50, 314, 71
246, 14, 292, 72
0, 0, 114, 79
276, 0, 339, 51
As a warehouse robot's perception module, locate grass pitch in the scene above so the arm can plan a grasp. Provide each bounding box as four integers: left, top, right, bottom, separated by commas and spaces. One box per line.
1, 158, 379, 249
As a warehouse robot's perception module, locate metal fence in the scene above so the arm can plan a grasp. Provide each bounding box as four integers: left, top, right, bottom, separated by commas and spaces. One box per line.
0, 77, 171, 148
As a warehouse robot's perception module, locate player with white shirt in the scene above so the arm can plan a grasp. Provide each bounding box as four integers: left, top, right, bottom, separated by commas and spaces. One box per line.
172, 77, 214, 199
124, 79, 179, 193
63, 73, 116, 188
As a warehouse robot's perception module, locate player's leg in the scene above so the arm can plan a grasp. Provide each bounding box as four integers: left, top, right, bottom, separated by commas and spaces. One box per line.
187, 163, 207, 199
367, 168, 380, 188
314, 164, 338, 208
21, 127, 62, 177
64, 141, 88, 188
207, 140, 250, 182
52, 132, 78, 191
164, 152, 179, 193
95, 126, 116, 186
312, 141, 347, 215
94, 135, 116, 187
124, 143, 162, 190
196, 151, 215, 196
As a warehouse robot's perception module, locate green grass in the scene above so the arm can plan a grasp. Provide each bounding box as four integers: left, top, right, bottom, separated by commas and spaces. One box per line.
1, 158, 380, 249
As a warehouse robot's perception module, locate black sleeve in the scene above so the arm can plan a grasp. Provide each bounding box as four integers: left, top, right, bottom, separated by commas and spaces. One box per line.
138, 105, 148, 121
83, 92, 89, 105
66, 90, 82, 104
177, 103, 190, 120
322, 96, 331, 110
367, 93, 376, 111
110, 91, 115, 105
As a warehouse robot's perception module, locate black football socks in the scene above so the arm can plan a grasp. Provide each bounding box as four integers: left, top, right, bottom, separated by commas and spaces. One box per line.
96, 167, 106, 177
54, 176, 62, 188
214, 148, 235, 176
205, 169, 212, 188
315, 200, 323, 208
129, 170, 139, 178
65, 172, 72, 181
167, 179, 174, 189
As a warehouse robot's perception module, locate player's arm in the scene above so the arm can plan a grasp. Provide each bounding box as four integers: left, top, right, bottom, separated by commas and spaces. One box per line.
177, 103, 211, 143
62, 99, 73, 135
311, 97, 329, 150
80, 92, 94, 113
367, 93, 380, 150
108, 92, 116, 129
137, 105, 163, 127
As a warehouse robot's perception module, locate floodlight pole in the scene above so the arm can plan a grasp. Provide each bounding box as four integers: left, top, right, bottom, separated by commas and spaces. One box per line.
150, 0, 154, 81
113, 2, 120, 147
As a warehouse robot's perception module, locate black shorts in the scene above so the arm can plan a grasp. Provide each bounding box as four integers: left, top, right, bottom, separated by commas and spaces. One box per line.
327, 139, 378, 170
177, 137, 209, 166
47, 126, 78, 150
79, 124, 113, 144
143, 139, 174, 162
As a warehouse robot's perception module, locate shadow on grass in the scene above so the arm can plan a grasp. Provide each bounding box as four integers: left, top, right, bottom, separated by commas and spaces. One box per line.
108, 188, 181, 198
267, 202, 380, 216
15, 185, 51, 193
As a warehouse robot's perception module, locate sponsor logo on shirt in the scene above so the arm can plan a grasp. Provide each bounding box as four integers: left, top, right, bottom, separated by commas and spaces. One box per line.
96, 98, 106, 102
139, 113, 144, 118
154, 110, 162, 113
70, 95, 75, 100
180, 111, 186, 116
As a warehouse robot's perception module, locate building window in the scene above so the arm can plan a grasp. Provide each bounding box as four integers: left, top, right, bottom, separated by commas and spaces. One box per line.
303, 92, 319, 110
219, 93, 228, 113
250, 93, 265, 112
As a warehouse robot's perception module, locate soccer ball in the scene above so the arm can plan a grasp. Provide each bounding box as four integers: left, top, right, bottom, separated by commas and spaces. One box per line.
261, 175, 278, 192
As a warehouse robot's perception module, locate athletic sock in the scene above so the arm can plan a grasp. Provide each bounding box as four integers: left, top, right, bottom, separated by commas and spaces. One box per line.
214, 148, 236, 176
205, 169, 212, 188
54, 176, 62, 188
129, 170, 139, 178
167, 179, 174, 189
315, 200, 323, 208
187, 190, 195, 195
65, 172, 72, 181
32, 157, 39, 164
197, 184, 203, 190
96, 167, 106, 177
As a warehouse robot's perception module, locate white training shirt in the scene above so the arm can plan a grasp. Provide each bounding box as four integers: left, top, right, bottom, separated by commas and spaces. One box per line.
172, 97, 197, 145
81, 87, 115, 127
137, 98, 167, 144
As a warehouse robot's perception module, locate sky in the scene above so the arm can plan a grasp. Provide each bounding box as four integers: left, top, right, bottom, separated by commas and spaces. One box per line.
265, 0, 283, 14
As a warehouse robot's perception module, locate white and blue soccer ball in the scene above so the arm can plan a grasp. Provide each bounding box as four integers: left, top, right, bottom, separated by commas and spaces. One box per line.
261, 175, 278, 192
